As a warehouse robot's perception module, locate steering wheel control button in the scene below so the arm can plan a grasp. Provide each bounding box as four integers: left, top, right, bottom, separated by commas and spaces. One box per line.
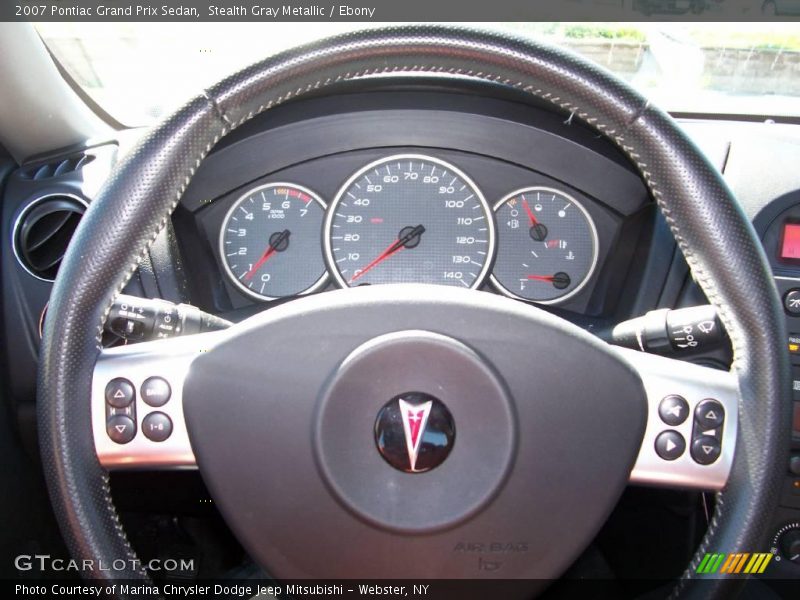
789, 454, 800, 476
374, 392, 455, 473
142, 411, 173, 442
691, 435, 722, 465
106, 415, 136, 444
655, 430, 686, 461
141, 376, 171, 407
792, 368, 800, 401
105, 378, 135, 408
789, 334, 800, 356
785, 290, 800, 315
658, 395, 689, 426
106, 403, 134, 418
694, 399, 725, 429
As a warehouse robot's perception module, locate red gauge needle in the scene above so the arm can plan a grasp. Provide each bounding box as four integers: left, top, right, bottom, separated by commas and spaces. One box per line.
244, 229, 291, 281
350, 225, 425, 284
527, 272, 571, 289
522, 198, 539, 226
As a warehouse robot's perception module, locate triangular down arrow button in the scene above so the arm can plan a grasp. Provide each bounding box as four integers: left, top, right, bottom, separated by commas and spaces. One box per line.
702, 445, 714, 455
114, 424, 127, 433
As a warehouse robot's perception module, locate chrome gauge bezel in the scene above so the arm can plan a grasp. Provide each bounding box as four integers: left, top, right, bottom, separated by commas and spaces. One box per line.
218, 182, 330, 302
323, 153, 496, 290
489, 186, 599, 305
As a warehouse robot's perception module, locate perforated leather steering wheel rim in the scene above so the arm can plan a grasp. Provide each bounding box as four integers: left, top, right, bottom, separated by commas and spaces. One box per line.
37, 25, 791, 599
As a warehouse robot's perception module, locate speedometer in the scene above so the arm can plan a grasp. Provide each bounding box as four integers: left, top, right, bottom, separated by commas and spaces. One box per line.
324, 154, 495, 289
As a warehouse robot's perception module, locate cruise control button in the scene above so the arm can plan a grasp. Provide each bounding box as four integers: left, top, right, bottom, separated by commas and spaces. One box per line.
691, 435, 722, 465
107, 415, 136, 444
695, 399, 724, 429
141, 377, 171, 407
655, 430, 685, 461
658, 395, 689, 426
105, 378, 135, 408
142, 412, 172, 442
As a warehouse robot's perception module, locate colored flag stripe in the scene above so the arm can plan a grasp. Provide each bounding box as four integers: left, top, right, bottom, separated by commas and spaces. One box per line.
744, 553, 767, 574
734, 553, 750, 573
701, 553, 719, 573
757, 553, 773, 574
697, 554, 712, 573
710, 553, 725, 573
697, 552, 774, 575
720, 553, 737, 573
744, 554, 762, 574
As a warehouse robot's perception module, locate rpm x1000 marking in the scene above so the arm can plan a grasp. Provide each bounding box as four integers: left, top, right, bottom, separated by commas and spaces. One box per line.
324, 154, 495, 289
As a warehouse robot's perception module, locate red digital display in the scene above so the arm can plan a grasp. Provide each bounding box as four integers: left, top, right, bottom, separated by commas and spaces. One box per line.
781, 222, 800, 261
794, 402, 800, 436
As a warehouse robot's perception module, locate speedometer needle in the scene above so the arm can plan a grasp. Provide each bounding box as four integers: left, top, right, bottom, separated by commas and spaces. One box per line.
350, 225, 425, 284
244, 229, 291, 281
527, 274, 555, 282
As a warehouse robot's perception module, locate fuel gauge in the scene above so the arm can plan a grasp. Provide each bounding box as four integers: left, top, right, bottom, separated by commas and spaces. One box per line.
490, 187, 598, 304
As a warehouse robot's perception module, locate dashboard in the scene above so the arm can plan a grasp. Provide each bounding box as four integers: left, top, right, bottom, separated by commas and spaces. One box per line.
4, 78, 800, 583
173, 87, 650, 319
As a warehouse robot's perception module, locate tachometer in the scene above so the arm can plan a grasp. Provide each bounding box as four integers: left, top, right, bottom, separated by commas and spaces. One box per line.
490, 187, 598, 304
324, 154, 495, 289
219, 182, 328, 300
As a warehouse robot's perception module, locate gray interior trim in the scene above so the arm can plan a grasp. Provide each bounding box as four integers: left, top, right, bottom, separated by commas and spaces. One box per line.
0, 23, 111, 163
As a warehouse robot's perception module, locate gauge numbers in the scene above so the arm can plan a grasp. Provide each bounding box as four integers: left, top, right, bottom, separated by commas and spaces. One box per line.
324, 154, 495, 289
220, 183, 328, 300
490, 187, 598, 304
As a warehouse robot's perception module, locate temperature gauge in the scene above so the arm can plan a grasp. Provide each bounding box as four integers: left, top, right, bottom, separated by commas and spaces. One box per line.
490, 187, 598, 304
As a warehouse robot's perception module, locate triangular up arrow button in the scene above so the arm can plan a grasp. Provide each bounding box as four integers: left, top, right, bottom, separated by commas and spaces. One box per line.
113, 389, 125, 399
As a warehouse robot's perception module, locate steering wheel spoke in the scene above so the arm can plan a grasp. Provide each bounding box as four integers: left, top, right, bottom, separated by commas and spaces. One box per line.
621, 348, 739, 491
91, 332, 220, 468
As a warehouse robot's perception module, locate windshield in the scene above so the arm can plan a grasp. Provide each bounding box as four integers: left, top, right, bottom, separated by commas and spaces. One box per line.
36, 22, 800, 126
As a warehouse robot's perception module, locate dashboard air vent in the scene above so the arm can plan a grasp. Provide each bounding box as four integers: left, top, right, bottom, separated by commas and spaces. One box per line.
19, 153, 95, 181
14, 195, 87, 281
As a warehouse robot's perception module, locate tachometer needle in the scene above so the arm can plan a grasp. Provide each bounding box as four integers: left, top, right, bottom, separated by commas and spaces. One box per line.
350, 225, 425, 284
244, 229, 291, 281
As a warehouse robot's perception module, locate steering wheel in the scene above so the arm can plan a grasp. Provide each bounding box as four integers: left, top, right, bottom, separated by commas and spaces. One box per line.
38, 26, 790, 598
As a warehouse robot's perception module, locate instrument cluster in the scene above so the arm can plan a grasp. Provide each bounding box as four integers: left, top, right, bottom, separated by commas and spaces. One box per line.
217, 153, 599, 306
